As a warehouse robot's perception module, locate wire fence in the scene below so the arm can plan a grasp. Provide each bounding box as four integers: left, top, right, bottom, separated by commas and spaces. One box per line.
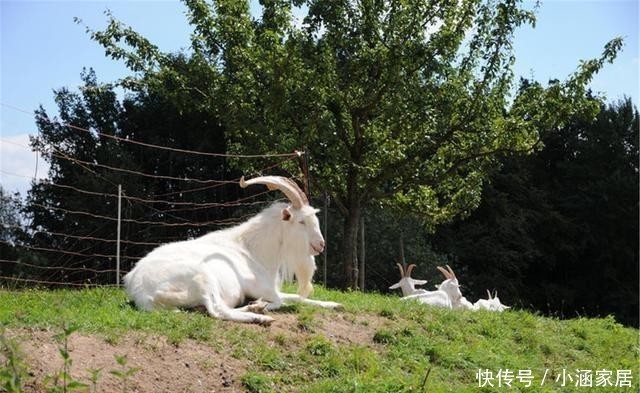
0, 102, 309, 289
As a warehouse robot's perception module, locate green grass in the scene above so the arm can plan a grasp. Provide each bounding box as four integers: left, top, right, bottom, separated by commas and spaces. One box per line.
1, 286, 638, 392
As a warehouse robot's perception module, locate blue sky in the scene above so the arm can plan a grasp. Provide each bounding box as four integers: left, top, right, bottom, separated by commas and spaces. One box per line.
1, 0, 638, 195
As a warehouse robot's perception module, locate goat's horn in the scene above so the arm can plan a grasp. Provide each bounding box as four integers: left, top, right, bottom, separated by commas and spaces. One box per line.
494, 290, 498, 298
395, 263, 405, 278
406, 264, 416, 277
486, 289, 492, 299
240, 176, 308, 208
445, 264, 456, 279
436, 266, 452, 279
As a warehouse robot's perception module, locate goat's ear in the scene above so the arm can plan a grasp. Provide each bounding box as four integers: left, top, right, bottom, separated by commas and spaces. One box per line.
414, 279, 428, 286
389, 283, 401, 289
281, 207, 292, 221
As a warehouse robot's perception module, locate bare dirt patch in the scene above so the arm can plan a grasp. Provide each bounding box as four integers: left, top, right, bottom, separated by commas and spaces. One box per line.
6, 312, 391, 392
10, 328, 246, 393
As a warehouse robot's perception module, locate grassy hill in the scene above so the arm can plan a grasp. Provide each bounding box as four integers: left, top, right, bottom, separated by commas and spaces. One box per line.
0, 287, 638, 392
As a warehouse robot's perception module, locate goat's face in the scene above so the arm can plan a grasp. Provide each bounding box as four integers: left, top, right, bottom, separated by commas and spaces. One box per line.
438, 279, 463, 303
489, 296, 510, 312
281, 205, 325, 256
389, 277, 428, 297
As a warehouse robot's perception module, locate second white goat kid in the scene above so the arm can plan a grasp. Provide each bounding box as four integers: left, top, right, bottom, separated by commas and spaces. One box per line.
390, 264, 451, 308
434, 265, 471, 309
124, 176, 342, 325
474, 290, 511, 312
388, 263, 428, 296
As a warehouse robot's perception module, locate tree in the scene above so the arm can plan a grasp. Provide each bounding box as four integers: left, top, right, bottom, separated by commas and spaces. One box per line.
87, 0, 622, 288
0, 186, 25, 277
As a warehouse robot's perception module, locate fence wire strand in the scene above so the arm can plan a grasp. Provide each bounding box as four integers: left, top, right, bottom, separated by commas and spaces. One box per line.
1, 111, 307, 287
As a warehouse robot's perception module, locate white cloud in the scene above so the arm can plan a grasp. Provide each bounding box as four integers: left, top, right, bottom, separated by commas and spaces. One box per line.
0, 133, 49, 197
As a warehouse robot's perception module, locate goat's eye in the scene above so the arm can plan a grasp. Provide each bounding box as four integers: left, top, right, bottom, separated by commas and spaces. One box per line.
298, 220, 305, 225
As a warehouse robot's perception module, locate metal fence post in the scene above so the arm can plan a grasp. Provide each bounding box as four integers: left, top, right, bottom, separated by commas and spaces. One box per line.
323, 191, 328, 287
116, 184, 122, 286
359, 214, 365, 290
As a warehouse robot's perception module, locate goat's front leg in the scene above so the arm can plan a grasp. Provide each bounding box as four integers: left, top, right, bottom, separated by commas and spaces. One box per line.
247, 280, 343, 312
265, 292, 343, 311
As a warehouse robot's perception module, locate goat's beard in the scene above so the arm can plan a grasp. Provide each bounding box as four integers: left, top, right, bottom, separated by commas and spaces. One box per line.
298, 280, 314, 298
278, 254, 317, 299
295, 256, 317, 298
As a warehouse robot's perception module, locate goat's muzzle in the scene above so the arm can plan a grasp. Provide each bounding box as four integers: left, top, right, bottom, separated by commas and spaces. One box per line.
311, 240, 325, 255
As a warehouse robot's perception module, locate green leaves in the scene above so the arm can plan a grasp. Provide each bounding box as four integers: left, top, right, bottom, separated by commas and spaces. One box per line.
110, 355, 140, 393
109, 366, 140, 379
44, 324, 89, 393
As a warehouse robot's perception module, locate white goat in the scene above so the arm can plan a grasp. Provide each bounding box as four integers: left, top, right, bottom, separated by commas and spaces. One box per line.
473, 290, 511, 312
124, 176, 341, 325
434, 265, 473, 310
390, 264, 451, 308
388, 263, 428, 296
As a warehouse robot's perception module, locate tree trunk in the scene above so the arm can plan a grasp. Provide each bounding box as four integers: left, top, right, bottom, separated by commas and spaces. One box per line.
339, 200, 361, 289
359, 215, 365, 291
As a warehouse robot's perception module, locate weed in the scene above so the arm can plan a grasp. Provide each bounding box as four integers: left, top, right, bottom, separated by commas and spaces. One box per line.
44, 324, 88, 393
109, 355, 139, 393
242, 371, 274, 393
306, 337, 333, 356
372, 329, 397, 345
297, 309, 316, 332
0, 329, 26, 393
257, 347, 288, 371
86, 368, 102, 393
273, 333, 288, 347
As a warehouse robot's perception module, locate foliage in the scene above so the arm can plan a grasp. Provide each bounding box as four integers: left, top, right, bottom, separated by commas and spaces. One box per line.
0, 186, 27, 278
0, 187, 23, 242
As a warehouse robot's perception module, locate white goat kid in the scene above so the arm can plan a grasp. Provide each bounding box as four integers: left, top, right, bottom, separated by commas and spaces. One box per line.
388, 263, 428, 296
473, 290, 511, 312
434, 265, 471, 309
390, 264, 451, 308
124, 176, 341, 325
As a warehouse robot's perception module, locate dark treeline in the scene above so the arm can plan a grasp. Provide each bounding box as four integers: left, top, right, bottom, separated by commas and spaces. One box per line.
435, 98, 639, 326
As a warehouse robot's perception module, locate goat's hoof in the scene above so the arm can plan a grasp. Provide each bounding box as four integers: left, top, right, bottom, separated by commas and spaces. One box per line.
255, 316, 274, 326
248, 300, 270, 314
326, 302, 344, 310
